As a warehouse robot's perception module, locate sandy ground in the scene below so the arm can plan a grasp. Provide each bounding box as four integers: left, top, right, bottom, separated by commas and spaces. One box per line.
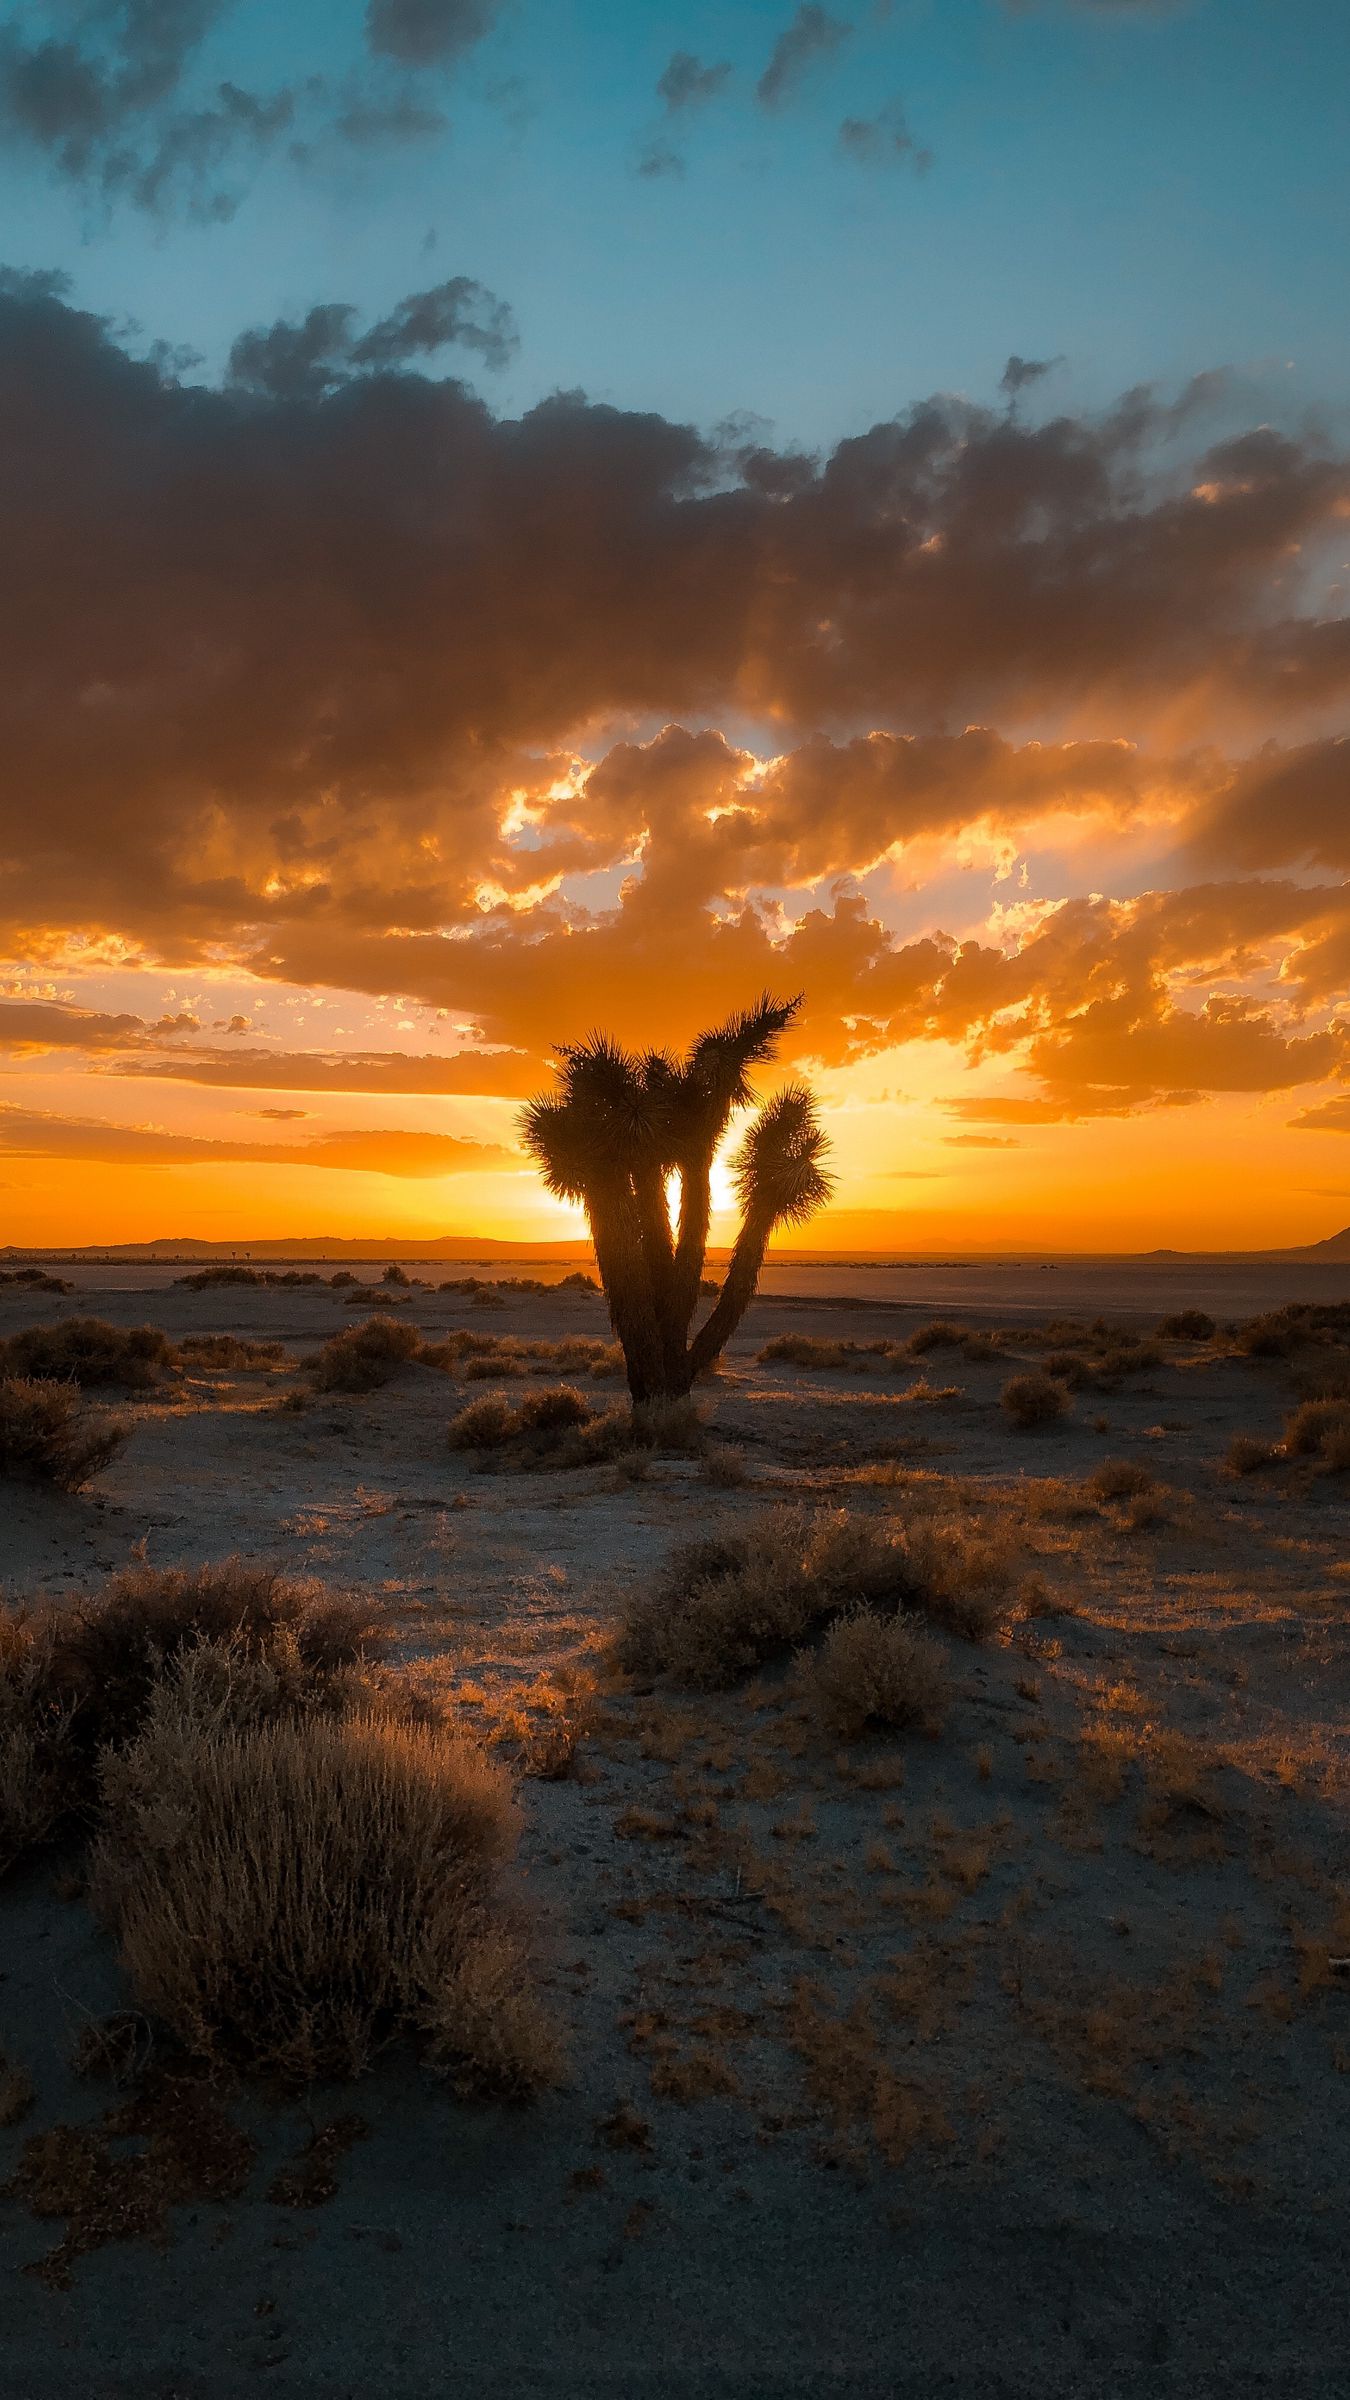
2, 1269, 1350, 2397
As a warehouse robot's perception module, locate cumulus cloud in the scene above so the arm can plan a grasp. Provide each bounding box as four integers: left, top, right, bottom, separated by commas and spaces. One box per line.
227, 275, 518, 397
758, 6, 852, 107
0, 0, 297, 221
838, 98, 931, 172
364, 0, 499, 67
0, 1102, 508, 1177
657, 51, 732, 111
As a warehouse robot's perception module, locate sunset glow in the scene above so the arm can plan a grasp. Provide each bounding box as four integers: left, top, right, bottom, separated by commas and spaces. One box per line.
0, 1, 1347, 1256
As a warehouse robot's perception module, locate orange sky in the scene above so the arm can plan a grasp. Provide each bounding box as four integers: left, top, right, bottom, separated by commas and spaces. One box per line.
2, 283, 1349, 1254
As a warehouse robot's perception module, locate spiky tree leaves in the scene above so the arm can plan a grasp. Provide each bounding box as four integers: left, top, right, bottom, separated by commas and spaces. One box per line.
520, 995, 833, 1400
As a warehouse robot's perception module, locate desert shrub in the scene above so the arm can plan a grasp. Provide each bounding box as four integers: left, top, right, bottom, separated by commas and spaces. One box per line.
472, 1289, 506, 1310
619, 1505, 1011, 1688
1225, 1433, 1276, 1476
758, 1334, 898, 1371
1157, 1310, 1215, 1340
960, 1332, 1003, 1362
175, 1266, 326, 1289
381, 1264, 413, 1286
177, 1334, 286, 1371
91, 1697, 555, 2091
1235, 1312, 1296, 1359
329, 1270, 360, 1288
701, 1442, 749, 1488
797, 1608, 948, 1739
516, 1384, 590, 1433
558, 1271, 599, 1291
1001, 1372, 1072, 1429
1086, 1458, 1156, 1503
309, 1315, 422, 1393
0, 1378, 127, 1491
1096, 1338, 1163, 1377
23, 1560, 380, 1761
0, 1319, 172, 1390
907, 1320, 964, 1355
464, 1355, 525, 1381
0, 1614, 73, 1873
1284, 1399, 1350, 1469
1040, 1349, 1097, 1392
0, 1268, 72, 1293
447, 1394, 517, 1450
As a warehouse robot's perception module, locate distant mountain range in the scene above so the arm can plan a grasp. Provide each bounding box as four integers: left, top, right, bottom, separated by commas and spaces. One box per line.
5, 1229, 1350, 1264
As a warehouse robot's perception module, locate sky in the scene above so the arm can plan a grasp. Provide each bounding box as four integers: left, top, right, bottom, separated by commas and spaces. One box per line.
1, 0, 1349, 1252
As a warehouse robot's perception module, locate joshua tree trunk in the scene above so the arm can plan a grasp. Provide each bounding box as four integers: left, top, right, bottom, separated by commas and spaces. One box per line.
521, 997, 832, 1404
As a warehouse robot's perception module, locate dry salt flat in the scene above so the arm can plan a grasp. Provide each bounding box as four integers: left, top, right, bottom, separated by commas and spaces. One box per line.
2, 1260, 1350, 2398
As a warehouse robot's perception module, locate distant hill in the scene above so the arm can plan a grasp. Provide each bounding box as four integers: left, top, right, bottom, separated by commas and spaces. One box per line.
0, 1235, 597, 1263
1289, 1225, 1350, 1260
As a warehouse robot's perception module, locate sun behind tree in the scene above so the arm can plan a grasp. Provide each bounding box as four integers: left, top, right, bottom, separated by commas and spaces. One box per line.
521, 994, 833, 1403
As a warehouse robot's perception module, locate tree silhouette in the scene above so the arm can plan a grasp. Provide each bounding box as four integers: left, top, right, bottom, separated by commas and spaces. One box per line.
521, 994, 832, 1401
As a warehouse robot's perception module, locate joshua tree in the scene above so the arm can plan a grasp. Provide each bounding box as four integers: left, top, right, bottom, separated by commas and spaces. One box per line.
521, 994, 832, 1401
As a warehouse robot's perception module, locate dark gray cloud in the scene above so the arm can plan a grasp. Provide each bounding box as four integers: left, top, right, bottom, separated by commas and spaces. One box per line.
757, 5, 852, 107
226, 275, 518, 397
634, 139, 685, 180
657, 51, 732, 112
0, 0, 296, 221
838, 97, 931, 171
1000, 353, 1063, 402
0, 1102, 508, 1176
363, 0, 499, 67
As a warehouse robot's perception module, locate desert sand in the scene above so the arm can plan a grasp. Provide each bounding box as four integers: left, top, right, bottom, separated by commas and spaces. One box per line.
2, 1262, 1349, 2397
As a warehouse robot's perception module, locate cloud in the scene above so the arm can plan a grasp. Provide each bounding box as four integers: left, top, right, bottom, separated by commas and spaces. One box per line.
657, 52, 732, 112
634, 140, 685, 181
0, 1, 296, 221
0, 1000, 151, 1054
758, 6, 852, 107
943, 1133, 1020, 1147
838, 99, 932, 172
0, 1102, 509, 1177
1289, 1098, 1350, 1135
1000, 353, 1062, 403
1187, 737, 1350, 873
364, 0, 499, 67
227, 275, 518, 397
109, 1046, 543, 1096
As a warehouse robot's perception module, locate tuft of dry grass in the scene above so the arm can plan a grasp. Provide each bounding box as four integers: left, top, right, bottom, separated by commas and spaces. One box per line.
177, 1333, 286, 1372
797, 1608, 948, 1739
0, 1376, 127, 1490
1157, 1310, 1215, 1340
1085, 1458, 1156, 1503
1284, 1398, 1350, 1471
0, 1560, 384, 1875
1225, 1433, 1277, 1477
91, 1692, 558, 2092
309, 1315, 423, 1393
1001, 1372, 1072, 1430
618, 1504, 1014, 1688
0, 1319, 173, 1390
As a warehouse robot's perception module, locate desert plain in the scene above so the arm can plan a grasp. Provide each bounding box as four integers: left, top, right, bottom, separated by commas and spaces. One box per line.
2, 1257, 1349, 2398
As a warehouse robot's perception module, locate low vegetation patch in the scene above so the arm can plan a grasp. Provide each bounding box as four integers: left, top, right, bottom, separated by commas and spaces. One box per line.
176, 1334, 287, 1371
1001, 1371, 1073, 1429
91, 1695, 554, 2092
0, 1267, 73, 1294
1284, 1398, 1350, 1471
448, 1386, 704, 1466
1085, 1458, 1157, 1503
0, 1377, 127, 1491
797, 1608, 949, 1739
0, 1560, 382, 1875
309, 1315, 424, 1392
619, 1504, 1014, 1688
1156, 1310, 1215, 1340
0, 1319, 173, 1390
1225, 1433, 1277, 1476
175, 1266, 335, 1289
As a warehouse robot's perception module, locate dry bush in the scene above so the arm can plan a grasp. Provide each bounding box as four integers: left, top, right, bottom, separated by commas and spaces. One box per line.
91, 1695, 556, 2092
176, 1334, 286, 1371
1042, 1349, 1098, 1393
1157, 1310, 1215, 1340
1225, 1433, 1277, 1477
907, 1320, 964, 1355
1086, 1458, 1156, 1503
0, 1377, 127, 1491
1284, 1399, 1350, 1469
0, 1612, 74, 1874
0, 1320, 172, 1390
1001, 1372, 1072, 1429
516, 1383, 591, 1434
309, 1315, 424, 1393
758, 1334, 897, 1371
797, 1609, 948, 1739
1, 1267, 73, 1293
619, 1504, 1013, 1688
448, 1394, 517, 1450
701, 1442, 749, 1488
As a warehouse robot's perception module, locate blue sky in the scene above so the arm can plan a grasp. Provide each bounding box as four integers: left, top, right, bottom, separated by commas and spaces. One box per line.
3, 0, 1348, 444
